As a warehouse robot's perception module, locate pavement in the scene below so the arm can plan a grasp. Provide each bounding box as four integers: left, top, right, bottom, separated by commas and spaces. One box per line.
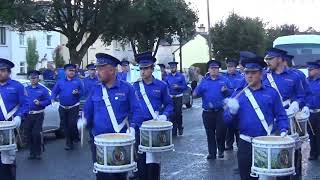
16, 99, 320, 180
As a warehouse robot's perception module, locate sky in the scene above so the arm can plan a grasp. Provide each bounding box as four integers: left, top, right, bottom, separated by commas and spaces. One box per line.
186, 0, 320, 31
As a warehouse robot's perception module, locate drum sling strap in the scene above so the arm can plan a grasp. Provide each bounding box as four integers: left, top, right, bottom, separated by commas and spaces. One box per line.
139, 81, 157, 119
101, 85, 126, 133
266, 73, 291, 107
244, 88, 272, 135
0, 92, 19, 121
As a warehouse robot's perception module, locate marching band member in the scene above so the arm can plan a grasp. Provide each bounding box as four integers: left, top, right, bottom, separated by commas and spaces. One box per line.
83, 63, 99, 98
51, 64, 83, 150
133, 52, 173, 180
305, 61, 320, 161
165, 61, 187, 136
224, 56, 289, 180
25, 70, 51, 160
81, 53, 143, 180
193, 60, 232, 159
0, 58, 27, 180
117, 59, 130, 82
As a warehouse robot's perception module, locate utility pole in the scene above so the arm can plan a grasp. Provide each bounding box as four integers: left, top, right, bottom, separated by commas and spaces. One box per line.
207, 0, 212, 60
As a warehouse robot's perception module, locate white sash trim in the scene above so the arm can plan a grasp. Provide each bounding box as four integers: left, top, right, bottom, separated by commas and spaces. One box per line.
101, 85, 126, 133
266, 73, 291, 107
139, 81, 157, 119
0, 92, 19, 121
244, 88, 272, 135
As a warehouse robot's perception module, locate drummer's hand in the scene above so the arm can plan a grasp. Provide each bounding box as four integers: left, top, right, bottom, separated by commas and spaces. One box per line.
13, 116, 21, 128
173, 84, 179, 89
33, 99, 40, 105
280, 131, 288, 138
224, 98, 239, 115
301, 106, 310, 117
72, 89, 79, 95
288, 101, 299, 114
126, 127, 135, 137
221, 85, 228, 92
77, 118, 87, 130
157, 115, 167, 121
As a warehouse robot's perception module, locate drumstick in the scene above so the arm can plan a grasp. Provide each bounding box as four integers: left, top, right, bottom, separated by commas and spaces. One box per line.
125, 118, 130, 133
81, 126, 84, 147
235, 83, 251, 99
307, 120, 315, 136
16, 128, 22, 146
294, 118, 303, 133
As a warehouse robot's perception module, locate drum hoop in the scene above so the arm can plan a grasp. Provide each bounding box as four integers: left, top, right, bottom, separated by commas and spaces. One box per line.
0, 124, 16, 130
94, 140, 135, 146
252, 136, 295, 145
251, 166, 295, 176
0, 144, 17, 151
94, 133, 135, 144
295, 117, 308, 122
138, 144, 174, 153
140, 127, 172, 131
141, 120, 173, 129
94, 162, 137, 173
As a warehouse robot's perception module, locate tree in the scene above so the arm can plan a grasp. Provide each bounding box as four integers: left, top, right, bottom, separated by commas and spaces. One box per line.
1, 0, 130, 65
26, 37, 39, 72
210, 13, 265, 61
53, 45, 65, 68
103, 0, 198, 57
265, 24, 299, 48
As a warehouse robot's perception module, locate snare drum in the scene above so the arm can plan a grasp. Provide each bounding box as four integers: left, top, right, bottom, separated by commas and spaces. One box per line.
295, 112, 309, 142
94, 133, 136, 173
139, 120, 174, 153
0, 121, 16, 151
286, 110, 296, 136
251, 136, 295, 177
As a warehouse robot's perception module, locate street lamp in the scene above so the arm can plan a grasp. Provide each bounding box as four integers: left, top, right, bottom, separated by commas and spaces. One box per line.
207, 0, 212, 60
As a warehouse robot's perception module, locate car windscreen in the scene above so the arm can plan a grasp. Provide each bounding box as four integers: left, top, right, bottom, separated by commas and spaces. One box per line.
275, 43, 320, 66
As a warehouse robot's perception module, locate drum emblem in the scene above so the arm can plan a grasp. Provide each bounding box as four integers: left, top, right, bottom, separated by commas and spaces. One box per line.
278, 149, 290, 167
158, 133, 167, 145
113, 147, 125, 162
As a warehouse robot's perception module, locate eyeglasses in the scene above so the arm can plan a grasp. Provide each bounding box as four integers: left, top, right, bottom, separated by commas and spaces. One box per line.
264, 57, 275, 61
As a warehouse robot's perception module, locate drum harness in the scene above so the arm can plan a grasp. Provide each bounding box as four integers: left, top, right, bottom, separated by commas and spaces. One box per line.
139, 81, 158, 120
267, 73, 291, 107
0, 92, 19, 121
240, 88, 273, 143
101, 85, 127, 133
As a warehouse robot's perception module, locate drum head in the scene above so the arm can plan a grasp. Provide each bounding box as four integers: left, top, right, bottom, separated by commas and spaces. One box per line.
295, 112, 309, 121
0, 121, 16, 130
285, 109, 294, 118
95, 133, 135, 143
142, 120, 173, 129
253, 136, 295, 145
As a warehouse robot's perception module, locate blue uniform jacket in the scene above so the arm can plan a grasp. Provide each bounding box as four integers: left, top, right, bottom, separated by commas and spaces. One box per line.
194, 75, 232, 109
0, 79, 27, 120
133, 78, 173, 121
224, 84, 289, 137
42, 69, 55, 80
84, 79, 144, 136
83, 76, 99, 98
262, 68, 305, 107
223, 71, 244, 91
117, 72, 127, 81
51, 77, 83, 106
165, 72, 187, 95
26, 84, 51, 111
306, 76, 320, 109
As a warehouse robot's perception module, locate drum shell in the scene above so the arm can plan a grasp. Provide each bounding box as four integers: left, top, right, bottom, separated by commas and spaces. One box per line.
0, 122, 16, 151
251, 136, 295, 177
295, 114, 309, 142
93, 133, 136, 173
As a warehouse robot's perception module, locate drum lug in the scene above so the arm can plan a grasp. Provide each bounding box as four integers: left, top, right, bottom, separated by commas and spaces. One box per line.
93, 168, 98, 174
250, 172, 258, 177
133, 167, 138, 172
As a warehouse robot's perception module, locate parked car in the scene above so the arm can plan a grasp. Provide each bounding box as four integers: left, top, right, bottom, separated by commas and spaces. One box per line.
17, 79, 63, 148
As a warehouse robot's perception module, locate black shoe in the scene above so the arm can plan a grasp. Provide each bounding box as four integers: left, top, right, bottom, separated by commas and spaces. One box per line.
64, 145, 74, 151
28, 155, 36, 160
35, 155, 42, 160
173, 130, 177, 137
233, 168, 239, 174
206, 154, 216, 160
308, 156, 318, 161
178, 128, 184, 136
218, 152, 224, 158
225, 146, 233, 151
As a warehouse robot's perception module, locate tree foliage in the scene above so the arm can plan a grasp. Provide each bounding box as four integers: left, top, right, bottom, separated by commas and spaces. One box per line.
26, 37, 39, 72
53, 45, 65, 68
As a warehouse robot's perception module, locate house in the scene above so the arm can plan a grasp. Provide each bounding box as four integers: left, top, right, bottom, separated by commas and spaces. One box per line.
173, 33, 210, 69
60, 35, 135, 68
0, 25, 60, 77
155, 37, 180, 65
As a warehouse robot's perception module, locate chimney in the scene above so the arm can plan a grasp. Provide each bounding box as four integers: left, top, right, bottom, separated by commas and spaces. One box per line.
197, 24, 206, 33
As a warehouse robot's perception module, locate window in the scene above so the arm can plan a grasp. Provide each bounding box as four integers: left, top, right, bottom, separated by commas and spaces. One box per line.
115, 41, 120, 50
20, 62, 26, 74
19, 33, 25, 46
0, 27, 6, 45
46, 35, 52, 47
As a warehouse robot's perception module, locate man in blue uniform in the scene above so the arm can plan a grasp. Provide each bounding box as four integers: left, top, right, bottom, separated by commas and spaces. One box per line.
80, 53, 143, 180
25, 70, 51, 160
42, 62, 56, 80
0, 58, 26, 180
165, 61, 187, 136
51, 64, 83, 150
158, 63, 167, 81
83, 63, 99, 98
117, 59, 130, 81
263, 48, 305, 180
194, 60, 232, 159
223, 58, 243, 151
305, 61, 320, 161
133, 52, 173, 180
224, 56, 289, 180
